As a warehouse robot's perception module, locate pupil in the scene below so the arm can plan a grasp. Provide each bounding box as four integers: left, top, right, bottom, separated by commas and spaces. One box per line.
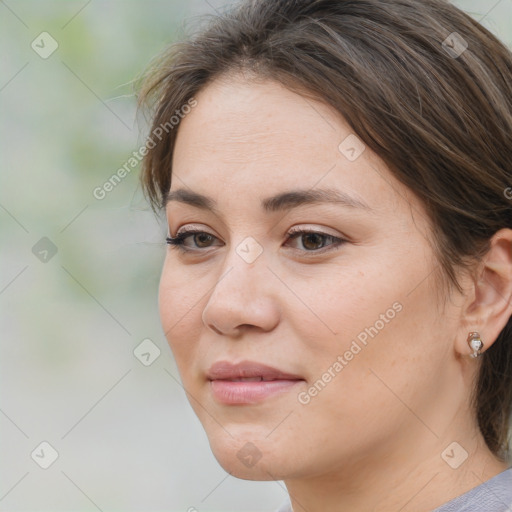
195, 233, 212, 247
303, 233, 323, 250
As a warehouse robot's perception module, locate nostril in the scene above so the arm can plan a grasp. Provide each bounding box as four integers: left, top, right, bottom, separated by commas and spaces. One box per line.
209, 324, 223, 335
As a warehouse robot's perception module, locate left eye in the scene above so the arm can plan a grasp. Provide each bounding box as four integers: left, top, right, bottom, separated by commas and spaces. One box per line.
286, 230, 343, 251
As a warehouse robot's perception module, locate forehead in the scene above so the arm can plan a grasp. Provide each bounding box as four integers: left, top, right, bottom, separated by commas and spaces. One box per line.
170, 75, 415, 216
173, 75, 340, 169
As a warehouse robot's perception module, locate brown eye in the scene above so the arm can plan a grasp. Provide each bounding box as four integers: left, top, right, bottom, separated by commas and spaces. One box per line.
285, 229, 345, 253
194, 233, 215, 247
166, 229, 222, 251
302, 233, 327, 250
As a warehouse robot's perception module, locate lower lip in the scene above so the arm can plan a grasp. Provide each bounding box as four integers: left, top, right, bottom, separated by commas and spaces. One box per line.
209, 379, 303, 404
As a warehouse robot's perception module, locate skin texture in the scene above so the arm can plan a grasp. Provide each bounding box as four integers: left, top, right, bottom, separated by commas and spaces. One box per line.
159, 74, 512, 512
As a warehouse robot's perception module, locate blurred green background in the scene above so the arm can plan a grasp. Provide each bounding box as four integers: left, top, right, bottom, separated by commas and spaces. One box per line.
1, 1, 511, 511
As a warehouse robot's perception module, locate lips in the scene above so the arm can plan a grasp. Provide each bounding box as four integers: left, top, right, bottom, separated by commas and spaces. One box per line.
207, 360, 305, 405
206, 360, 304, 382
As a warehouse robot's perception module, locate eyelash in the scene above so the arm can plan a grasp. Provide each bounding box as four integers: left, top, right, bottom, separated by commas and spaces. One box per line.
165, 227, 346, 255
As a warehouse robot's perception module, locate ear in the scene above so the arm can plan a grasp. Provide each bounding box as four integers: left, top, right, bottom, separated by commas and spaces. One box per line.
456, 228, 512, 357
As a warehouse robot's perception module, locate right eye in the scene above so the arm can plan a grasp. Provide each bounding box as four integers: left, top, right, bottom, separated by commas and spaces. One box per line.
166, 229, 223, 251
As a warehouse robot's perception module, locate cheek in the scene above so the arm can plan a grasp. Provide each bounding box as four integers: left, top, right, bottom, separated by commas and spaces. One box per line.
158, 256, 206, 368
302, 274, 444, 416
285, 251, 444, 410
295, 240, 437, 350
279, 259, 405, 352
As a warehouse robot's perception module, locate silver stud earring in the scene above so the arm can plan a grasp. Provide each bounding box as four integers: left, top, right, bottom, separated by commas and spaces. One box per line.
467, 332, 484, 358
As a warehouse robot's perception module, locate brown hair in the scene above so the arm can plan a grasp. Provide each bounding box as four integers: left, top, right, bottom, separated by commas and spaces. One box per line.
137, 0, 512, 460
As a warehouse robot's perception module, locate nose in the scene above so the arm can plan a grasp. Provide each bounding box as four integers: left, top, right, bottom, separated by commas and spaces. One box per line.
201, 251, 281, 337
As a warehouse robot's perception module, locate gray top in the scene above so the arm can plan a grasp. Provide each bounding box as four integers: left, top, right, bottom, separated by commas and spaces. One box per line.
274, 467, 512, 512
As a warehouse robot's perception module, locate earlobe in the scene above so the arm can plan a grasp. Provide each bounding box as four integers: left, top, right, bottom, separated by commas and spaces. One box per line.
459, 228, 512, 357
466, 331, 484, 358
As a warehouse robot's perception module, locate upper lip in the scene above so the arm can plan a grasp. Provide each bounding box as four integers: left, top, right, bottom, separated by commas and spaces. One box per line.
207, 360, 304, 381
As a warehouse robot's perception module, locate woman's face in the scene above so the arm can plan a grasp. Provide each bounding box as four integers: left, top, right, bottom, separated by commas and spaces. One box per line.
159, 75, 468, 481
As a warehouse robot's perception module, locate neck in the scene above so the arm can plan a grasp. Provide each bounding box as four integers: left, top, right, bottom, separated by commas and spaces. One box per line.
284, 425, 508, 512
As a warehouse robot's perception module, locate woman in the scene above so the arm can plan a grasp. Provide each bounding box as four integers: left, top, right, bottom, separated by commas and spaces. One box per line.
138, 0, 512, 510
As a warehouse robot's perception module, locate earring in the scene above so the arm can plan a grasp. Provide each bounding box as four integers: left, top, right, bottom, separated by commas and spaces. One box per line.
467, 332, 484, 358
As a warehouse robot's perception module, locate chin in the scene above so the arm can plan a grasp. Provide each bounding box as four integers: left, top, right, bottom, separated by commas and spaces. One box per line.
205, 429, 292, 481
210, 445, 286, 481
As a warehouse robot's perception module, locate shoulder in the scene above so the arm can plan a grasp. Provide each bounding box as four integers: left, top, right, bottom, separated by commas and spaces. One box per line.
274, 468, 512, 512
433, 467, 512, 512
273, 500, 293, 512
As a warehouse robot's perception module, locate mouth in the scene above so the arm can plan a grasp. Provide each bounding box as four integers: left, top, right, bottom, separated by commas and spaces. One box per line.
206, 360, 305, 404
219, 376, 293, 382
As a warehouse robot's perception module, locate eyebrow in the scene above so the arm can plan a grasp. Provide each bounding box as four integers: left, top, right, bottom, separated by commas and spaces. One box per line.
164, 187, 372, 213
